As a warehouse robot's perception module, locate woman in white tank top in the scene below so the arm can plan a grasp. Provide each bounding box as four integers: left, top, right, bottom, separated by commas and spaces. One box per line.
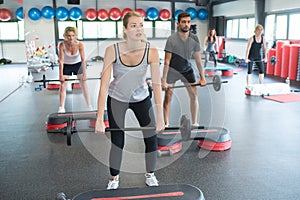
95, 11, 165, 190
58, 26, 92, 113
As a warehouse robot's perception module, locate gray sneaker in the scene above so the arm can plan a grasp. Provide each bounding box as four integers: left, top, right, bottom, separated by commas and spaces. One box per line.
145, 173, 159, 187
107, 176, 119, 190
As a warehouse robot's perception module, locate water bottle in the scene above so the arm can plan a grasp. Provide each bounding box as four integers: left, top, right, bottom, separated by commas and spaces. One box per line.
285, 77, 290, 86
27, 72, 33, 83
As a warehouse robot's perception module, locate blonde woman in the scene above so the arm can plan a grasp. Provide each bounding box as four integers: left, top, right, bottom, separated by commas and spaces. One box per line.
245, 24, 267, 85
95, 11, 164, 190
58, 26, 92, 113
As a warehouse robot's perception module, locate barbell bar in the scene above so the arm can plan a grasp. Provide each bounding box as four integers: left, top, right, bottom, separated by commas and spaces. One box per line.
62, 114, 199, 146
168, 75, 228, 92
34, 75, 101, 88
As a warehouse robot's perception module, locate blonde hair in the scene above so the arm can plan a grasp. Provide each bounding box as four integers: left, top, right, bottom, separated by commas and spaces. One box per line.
254, 24, 264, 33
122, 11, 146, 41
63, 26, 78, 39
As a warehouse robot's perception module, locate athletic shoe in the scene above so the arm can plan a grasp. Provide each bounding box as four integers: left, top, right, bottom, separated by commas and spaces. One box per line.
192, 123, 199, 127
88, 105, 93, 111
107, 176, 119, 190
145, 173, 159, 187
58, 107, 65, 113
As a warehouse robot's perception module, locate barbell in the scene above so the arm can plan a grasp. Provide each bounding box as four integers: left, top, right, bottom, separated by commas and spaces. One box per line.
168, 75, 228, 92
61, 114, 199, 146
34, 75, 101, 88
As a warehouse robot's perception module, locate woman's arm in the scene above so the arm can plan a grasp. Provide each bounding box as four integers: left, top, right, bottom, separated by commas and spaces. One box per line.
262, 37, 268, 62
245, 37, 253, 62
95, 44, 114, 133
203, 36, 208, 51
58, 42, 65, 81
149, 45, 164, 132
78, 41, 87, 79
161, 52, 172, 90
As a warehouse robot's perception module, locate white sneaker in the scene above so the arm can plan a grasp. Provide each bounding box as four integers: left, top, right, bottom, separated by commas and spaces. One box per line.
107, 176, 119, 190
88, 105, 93, 111
145, 173, 159, 187
192, 123, 199, 127
58, 107, 65, 113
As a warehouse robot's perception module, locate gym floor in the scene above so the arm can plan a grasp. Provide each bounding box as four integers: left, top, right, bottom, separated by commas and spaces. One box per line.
1, 62, 300, 200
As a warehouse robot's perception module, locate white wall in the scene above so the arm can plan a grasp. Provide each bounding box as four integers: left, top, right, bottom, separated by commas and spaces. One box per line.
213, 0, 255, 17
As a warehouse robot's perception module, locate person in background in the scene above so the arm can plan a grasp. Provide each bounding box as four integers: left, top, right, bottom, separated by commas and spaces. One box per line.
58, 26, 92, 113
95, 11, 164, 190
203, 28, 219, 68
245, 24, 267, 85
161, 11, 206, 127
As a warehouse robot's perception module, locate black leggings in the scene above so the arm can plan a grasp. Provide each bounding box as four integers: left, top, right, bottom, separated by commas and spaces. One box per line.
247, 61, 264, 74
107, 96, 157, 176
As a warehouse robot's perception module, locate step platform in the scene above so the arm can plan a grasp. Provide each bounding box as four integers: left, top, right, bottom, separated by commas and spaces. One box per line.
157, 130, 183, 156
46, 110, 108, 133
205, 66, 233, 77
157, 127, 231, 153
72, 82, 81, 89
245, 83, 290, 96
46, 82, 60, 90
56, 184, 205, 200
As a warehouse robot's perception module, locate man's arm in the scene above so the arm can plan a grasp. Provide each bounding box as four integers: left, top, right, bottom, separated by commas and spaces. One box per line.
161, 51, 172, 90
194, 51, 206, 85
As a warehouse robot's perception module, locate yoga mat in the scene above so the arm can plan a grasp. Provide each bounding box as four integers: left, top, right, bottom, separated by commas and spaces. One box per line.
264, 93, 300, 103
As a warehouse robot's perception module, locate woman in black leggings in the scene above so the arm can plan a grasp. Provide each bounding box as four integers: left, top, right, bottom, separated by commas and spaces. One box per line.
95, 11, 164, 190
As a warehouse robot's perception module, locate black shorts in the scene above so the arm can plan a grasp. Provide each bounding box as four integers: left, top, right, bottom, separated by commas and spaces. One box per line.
166, 68, 196, 84
247, 60, 264, 74
63, 62, 82, 75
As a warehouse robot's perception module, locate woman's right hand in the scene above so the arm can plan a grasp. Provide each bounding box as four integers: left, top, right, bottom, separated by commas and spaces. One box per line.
161, 79, 168, 91
59, 74, 65, 82
95, 119, 106, 134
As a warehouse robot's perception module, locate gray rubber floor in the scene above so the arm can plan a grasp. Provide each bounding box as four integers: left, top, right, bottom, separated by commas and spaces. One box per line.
1, 62, 300, 200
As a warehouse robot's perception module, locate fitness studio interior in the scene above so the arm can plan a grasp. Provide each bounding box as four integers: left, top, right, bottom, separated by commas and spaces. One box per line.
1, 0, 300, 199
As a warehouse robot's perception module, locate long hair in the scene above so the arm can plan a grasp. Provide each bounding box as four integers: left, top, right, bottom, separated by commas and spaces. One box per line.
208, 28, 217, 42
122, 11, 146, 41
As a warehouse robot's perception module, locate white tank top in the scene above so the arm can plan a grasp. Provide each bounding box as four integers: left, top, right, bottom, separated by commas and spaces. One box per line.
108, 42, 150, 103
63, 42, 81, 64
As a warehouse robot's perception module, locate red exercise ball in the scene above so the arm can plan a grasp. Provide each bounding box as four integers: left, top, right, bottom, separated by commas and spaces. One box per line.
85, 8, 97, 21
121, 8, 132, 18
97, 9, 108, 21
0, 8, 12, 21
159, 9, 170, 21
135, 8, 146, 18
109, 7, 121, 21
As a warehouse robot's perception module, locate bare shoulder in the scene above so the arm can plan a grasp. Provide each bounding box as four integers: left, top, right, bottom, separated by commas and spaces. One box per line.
78, 41, 84, 48
148, 43, 159, 63
105, 44, 115, 54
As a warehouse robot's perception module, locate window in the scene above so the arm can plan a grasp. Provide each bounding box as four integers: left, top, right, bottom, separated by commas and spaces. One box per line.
143, 21, 153, 38
58, 21, 77, 39
226, 20, 233, 38
98, 21, 117, 38
265, 14, 275, 41
0, 22, 19, 40
155, 21, 172, 38
18, 21, 24, 41
275, 15, 287, 40
289, 13, 300, 40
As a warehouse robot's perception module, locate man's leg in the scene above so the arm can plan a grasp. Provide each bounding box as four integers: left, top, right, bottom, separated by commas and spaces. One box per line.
163, 88, 174, 126
186, 85, 199, 125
